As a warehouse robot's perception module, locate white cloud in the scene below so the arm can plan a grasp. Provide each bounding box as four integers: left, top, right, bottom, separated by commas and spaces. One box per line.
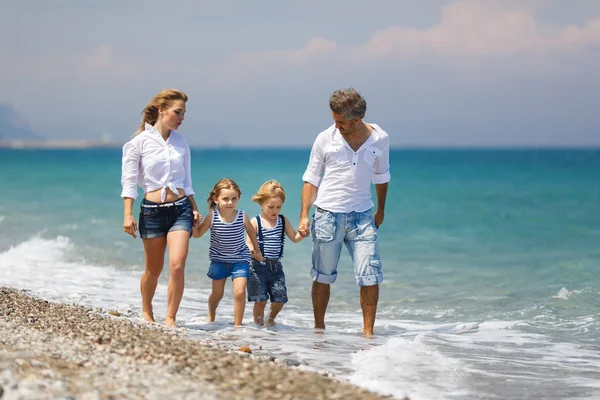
222, 0, 600, 70
359, 0, 600, 58
79, 45, 139, 82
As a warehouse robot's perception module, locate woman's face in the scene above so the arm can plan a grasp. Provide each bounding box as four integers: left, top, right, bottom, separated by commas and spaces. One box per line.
160, 100, 186, 131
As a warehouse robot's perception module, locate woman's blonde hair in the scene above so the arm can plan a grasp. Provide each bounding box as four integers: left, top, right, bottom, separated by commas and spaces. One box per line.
136, 89, 188, 134
207, 178, 242, 210
252, 180, 286, 205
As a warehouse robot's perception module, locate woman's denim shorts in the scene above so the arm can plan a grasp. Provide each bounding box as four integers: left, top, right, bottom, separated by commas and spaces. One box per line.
138, 197, 193, 239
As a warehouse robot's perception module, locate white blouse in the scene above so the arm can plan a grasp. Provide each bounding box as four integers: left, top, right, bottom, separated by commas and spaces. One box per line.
120, 123, 195, 202
302, 123, 391, 213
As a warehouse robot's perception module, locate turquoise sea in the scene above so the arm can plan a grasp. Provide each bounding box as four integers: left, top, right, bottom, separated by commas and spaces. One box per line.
1, 148, 599, 399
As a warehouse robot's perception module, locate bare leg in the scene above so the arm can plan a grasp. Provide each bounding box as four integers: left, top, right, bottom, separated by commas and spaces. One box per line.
165, 230, 190, 328
207, 279, 226, 322
253, 301, 267, 325
360, 285, 379, 337
232, 277, 248, 327
266, 302, 284, 326
141, 238, 167, 322
312, 281, 330, 330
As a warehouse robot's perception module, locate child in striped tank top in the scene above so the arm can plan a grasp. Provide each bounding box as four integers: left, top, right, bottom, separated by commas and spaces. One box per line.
192, 178, 262, 327
246, 180, 305, 326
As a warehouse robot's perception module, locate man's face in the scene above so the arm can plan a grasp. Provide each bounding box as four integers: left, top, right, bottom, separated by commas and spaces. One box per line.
332, 112, 359, 136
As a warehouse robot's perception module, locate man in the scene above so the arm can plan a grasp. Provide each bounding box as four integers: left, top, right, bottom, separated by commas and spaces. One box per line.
298, 88, 390, 337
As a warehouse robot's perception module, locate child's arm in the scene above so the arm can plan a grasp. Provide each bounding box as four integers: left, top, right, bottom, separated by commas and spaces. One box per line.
192, 214, 212, 238
245, 217, 258, 255
244, 213, 262, 260
284, 216, 305, 243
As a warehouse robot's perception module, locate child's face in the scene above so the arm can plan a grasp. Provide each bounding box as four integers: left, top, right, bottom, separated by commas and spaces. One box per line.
215, 188, 240, 210
260, 196, 283, 220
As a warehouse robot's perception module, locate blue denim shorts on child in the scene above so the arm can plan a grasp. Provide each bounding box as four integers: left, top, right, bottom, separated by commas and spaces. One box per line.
247, 259, 288, 303
138, 197, 193, 239
310, 207, 383, 287
207, 261, 250, 280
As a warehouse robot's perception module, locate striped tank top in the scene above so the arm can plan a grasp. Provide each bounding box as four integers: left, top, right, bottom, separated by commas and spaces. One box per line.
209, 209, 250, 263
256, 215, 285, 259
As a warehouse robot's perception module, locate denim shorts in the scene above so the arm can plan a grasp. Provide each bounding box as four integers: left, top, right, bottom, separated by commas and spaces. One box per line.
138, 197, 193, 239
207, 261, 250, 281
311, 207, 383, 287
247, 259, 288, 303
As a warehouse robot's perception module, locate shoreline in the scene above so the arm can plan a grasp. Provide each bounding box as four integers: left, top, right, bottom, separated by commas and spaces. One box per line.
0, 286, 395, 399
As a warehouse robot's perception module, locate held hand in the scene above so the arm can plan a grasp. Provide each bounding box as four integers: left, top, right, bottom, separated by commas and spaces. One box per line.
123, 215, 138, 239
298, 217, 311, 237
251, 249, 263, 261
373, 210, 384, 229
192, 210, 202, 227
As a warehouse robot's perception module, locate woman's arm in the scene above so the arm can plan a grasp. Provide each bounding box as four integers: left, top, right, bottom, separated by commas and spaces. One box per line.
121, 141, 140, 239
186, 195, 202, 227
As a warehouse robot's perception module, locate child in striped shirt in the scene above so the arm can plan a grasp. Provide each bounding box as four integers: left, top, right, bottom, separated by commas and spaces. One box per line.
246, 180, 305, 326
192, 178, 262, 327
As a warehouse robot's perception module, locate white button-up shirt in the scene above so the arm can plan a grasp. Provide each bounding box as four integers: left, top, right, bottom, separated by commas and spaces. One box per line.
302, 123, 391, 213
120, 123, 195, 202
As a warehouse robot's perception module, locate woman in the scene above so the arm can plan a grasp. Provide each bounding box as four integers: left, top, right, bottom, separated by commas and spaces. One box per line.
121, 89, 201, 328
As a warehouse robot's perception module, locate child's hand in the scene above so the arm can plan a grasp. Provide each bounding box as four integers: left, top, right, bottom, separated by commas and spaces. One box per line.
192, 210, 202, 227
251, 249, 263, 261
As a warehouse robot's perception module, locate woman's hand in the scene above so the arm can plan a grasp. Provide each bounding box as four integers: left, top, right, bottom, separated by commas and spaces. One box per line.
123, 214, 138, 239
192, 210, 202, 227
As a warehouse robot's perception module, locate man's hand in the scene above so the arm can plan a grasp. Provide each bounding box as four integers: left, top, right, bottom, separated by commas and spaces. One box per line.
298, 217, 311, 237
373, 210, 384, 229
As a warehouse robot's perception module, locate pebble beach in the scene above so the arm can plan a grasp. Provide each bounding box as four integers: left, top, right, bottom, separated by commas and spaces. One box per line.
0, 287, 394, 400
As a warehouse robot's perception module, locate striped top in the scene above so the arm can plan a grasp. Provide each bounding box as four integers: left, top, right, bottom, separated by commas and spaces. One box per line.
209, 209, 250, 263
256, 215, 285, 259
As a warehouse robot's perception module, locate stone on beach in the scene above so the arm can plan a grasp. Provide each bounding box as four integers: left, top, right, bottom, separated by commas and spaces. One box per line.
0, 287, 393, 400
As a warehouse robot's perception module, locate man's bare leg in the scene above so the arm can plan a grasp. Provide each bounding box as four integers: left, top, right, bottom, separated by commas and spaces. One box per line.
312, 281, 330, 330
360, 284, 379, 337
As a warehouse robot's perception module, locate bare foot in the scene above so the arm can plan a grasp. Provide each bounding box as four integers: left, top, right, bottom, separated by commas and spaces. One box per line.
205, 315, 215, 323
266, 319, 276, 327
254, 317, 264, 326
362, 331, 374, 338
142, 311, 155, 323
165, 317, 177, 328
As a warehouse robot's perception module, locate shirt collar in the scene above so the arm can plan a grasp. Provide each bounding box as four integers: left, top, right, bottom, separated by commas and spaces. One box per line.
331, 123, 380, 149
144, 123, 177, 144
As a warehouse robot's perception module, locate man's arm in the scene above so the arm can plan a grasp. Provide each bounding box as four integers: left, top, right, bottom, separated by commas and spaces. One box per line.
298, 182, 317, 237
373, 183, 388, 228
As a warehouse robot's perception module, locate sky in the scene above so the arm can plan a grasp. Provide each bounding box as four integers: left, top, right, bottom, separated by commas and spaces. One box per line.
1, 0, 599, 147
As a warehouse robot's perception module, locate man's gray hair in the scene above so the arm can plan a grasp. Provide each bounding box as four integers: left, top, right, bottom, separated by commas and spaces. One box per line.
329, 88, 367, 120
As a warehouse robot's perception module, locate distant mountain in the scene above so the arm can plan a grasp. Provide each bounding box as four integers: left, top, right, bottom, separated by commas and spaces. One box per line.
0, 105, 43, 141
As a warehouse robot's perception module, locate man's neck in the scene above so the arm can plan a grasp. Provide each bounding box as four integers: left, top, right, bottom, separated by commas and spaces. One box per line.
343, 122, 373, 151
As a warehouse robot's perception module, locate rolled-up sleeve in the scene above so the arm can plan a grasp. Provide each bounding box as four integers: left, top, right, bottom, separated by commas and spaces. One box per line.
302, 139, 325, 187
372, 137, 391, 184
183, 144, 195, 196
120, 141, 140, 199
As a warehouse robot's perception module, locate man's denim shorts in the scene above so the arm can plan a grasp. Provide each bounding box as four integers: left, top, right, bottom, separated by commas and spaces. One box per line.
207, 261, 250, 281
138, 197, 193, 239
247, 259, 288, 303
311, 207, 383, 287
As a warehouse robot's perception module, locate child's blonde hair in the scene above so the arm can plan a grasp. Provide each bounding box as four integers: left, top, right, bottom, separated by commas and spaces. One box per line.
207, 178, 242, 210
252, 180, 286, 205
